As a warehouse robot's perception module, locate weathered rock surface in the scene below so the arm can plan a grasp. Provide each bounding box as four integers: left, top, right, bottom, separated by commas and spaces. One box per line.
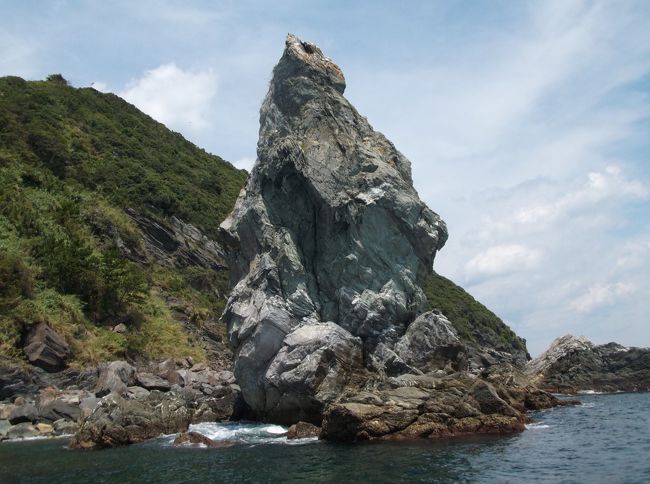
23, 323, 70, 372
69, 392, 194, 448
94, 361, 135, 397
320, 372, 564, 442
173, 431, 234, 448
527, 335, 650, 393
8, 404, 38, 425
287, 421, 320, 439
221, 34, 448, 424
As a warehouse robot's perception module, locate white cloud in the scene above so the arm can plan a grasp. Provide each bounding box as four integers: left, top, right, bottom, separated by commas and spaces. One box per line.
507, 165, 647, 231
571, 282, 637, 313
465, 244, 542, 279
119, 63, 217, 131
233, 157, 255, 171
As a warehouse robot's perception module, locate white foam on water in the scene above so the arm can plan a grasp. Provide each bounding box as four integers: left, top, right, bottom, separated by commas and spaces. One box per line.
525, 423, 551, 430
167, 421, 319, 448
578, 390, 604, 395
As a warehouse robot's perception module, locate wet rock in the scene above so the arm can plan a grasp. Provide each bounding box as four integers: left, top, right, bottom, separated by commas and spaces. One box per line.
135, 372, 171, 392
23, 323, 70, 372
8, 404, 38, 424
287, 421, 320, 439
0, 403, 17, 420
95, 361, 135, 397
173, 431, 225, 448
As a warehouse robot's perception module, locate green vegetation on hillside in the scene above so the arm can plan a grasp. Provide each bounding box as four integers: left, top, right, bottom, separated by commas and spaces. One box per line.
422, 271, 527, 354
0, 75, 247, 366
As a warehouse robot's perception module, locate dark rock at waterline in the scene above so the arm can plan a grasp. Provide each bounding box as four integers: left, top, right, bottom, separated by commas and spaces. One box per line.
319, 373, 554, 442
6, 422, 40, 439
23, 323, 70, 372
527, 335, 650, 393
8, 404, 38, 425
287, 421, 320, 439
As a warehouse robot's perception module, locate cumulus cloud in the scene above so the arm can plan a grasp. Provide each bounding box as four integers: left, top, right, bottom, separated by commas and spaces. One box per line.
571, 282, 637, 313
119, 63, 217, 131
465, 244, 542, 279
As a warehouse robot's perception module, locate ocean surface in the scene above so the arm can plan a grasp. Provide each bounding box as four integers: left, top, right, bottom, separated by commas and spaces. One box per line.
1, 393, 648, 483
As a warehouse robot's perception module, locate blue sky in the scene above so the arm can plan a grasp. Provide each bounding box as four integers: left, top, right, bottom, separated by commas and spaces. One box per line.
2, 0, 649, 355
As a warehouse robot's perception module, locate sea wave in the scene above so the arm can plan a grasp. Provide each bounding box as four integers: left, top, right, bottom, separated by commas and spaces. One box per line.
577, 390, 604, 395
163, 421, 319, 448
525, 423, 551, 430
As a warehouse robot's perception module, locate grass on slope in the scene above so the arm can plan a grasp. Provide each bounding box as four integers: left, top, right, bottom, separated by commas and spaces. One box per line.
0, 74, 247, 366
422, 271, 527, 354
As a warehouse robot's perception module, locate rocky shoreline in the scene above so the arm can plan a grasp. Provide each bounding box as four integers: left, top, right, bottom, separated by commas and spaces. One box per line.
0, 358, 240, 447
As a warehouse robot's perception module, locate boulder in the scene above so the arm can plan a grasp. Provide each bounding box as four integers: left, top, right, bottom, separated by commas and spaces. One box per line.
287, 421, 320, 439
69, 392, 193, 449
135, 372, 171, 391
6, 422, 39, 439
8, 403, 38, 424
126, 386, 151, 399
23, 322, 70, 372
79, 396, 101, 417
395, 311, 467, 372
53, 418, 79, 435
0, 419, 11, 438
95, 361, 135, 397
35, 422, 54, 434
38, 399, 81, 423
173, 431, 226, 448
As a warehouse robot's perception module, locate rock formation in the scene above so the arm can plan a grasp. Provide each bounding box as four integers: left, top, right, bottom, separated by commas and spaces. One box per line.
220, 34, 449, 424
528, 335, 650, 393
219, 35, 558, 436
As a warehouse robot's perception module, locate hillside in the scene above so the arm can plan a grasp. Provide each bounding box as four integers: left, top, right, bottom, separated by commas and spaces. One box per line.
0, 73, 529, 375
0, 74, 247, 367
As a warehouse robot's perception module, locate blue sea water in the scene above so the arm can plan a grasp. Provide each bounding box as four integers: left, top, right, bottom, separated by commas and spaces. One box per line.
0, 393, 649, 483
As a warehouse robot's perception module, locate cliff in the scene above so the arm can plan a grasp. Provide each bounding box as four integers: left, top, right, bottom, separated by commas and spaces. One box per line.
220, 35, 559, 439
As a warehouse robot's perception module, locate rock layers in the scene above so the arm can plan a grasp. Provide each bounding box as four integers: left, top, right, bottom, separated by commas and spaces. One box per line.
220, 34, 448, 424
528, 335, 650, 393
219, 34, 560, 437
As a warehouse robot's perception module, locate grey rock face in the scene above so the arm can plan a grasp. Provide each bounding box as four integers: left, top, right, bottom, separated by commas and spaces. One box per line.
8, 404, 38, 425
95, 361, 135, 397
23, 323, 70, 372
220, 34, 447, 423
527, 334, 650, 393
395, 311, 467, 373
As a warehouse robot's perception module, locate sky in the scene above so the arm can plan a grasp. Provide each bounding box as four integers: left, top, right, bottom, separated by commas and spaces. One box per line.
2, 0, 649, 355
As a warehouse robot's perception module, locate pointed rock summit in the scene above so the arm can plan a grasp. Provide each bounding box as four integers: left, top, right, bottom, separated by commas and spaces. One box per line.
221, 34, 469, 425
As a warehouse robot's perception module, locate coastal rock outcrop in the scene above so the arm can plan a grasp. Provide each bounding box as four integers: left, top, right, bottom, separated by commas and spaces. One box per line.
527, 335, 650, 393
219, 35, 557, 438
220, 34, 448, 424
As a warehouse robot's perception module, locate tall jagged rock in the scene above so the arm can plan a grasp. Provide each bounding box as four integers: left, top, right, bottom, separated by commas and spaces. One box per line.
220, 34, 448, 423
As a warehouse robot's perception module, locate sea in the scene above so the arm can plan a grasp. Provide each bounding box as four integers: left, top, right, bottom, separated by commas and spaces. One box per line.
0, 393, 648, 483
